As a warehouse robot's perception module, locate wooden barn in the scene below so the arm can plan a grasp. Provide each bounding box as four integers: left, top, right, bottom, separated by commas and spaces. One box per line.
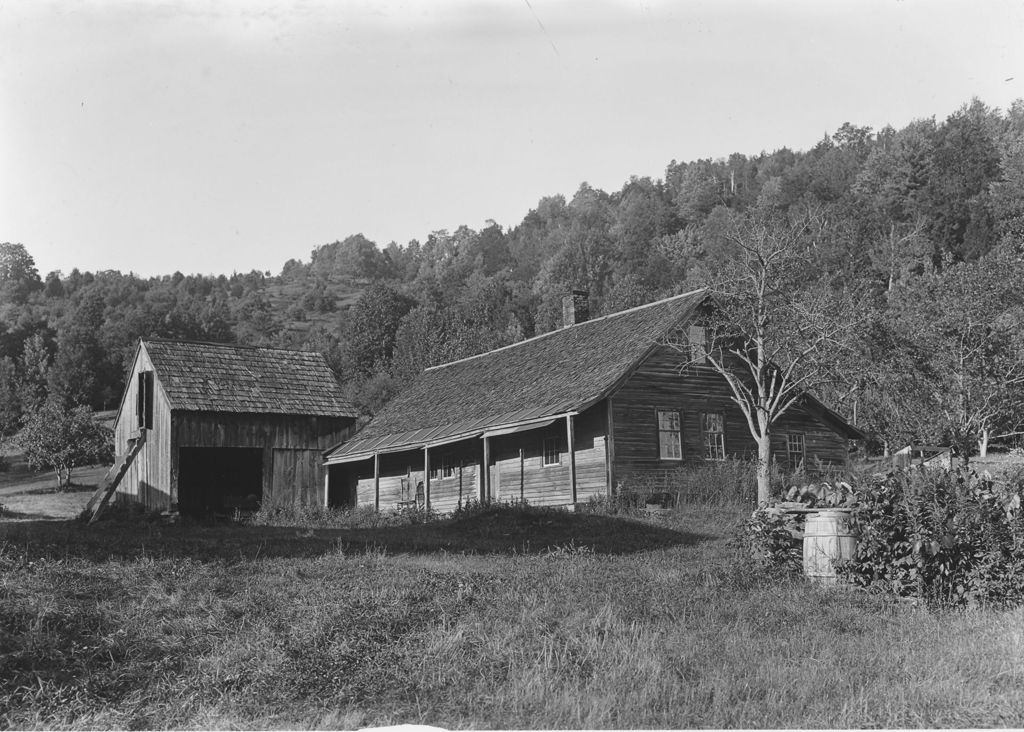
108, 339, 358, 515
323, 289, 864, 510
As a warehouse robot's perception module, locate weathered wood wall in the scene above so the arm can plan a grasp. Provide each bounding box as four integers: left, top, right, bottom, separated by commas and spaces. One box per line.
610, 344, 849, 489
172, 411, 353, 509
113, 346, 174, 510
346, 405, 608, 511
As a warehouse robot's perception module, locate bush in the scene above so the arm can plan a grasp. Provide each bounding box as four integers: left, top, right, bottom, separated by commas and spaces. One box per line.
249, 502, 437, 529
734, 506, 804, 573
841, 469, 1024, 608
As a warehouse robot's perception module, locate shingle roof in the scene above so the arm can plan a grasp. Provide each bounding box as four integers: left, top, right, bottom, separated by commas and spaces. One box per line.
143, 339, 358, 418
327, 289, 708, 461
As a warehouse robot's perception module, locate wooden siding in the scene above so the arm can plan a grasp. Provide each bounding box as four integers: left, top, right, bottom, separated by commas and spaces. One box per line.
610, 344, 848, 488
172, 410, 353, 509
351, 443, 482, 512
345, 405, 608, 511
114, 341, 355, 512
113, 345, 174, 510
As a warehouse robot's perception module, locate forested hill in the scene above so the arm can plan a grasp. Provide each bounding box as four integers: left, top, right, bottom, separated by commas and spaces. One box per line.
2, 98, 1023, 450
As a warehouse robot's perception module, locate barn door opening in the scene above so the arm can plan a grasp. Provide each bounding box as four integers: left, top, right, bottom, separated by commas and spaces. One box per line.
327, 464, 357, 508
178, 447, 263, 516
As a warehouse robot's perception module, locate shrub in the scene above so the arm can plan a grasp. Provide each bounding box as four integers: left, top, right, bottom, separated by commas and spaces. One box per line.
841, 469, 1024, 608
734, 505, 804, 573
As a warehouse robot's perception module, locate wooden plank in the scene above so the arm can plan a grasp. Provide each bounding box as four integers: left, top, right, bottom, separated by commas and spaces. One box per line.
606, 397, 615, 497
423, 447, 431, 511
482, 435, 491, 502
566, 414, 577, 504
373, 452, 380, 511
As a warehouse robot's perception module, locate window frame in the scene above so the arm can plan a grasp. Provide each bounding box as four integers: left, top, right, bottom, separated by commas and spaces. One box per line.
786, 433, 806, 469
702, 411, 726, 461
542, 437, 561, 467
656, 408, 683, 461
441, 453, 456, 479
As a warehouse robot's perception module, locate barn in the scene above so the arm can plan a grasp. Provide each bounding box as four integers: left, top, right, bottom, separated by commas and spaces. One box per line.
323, 289, 864, 510
108, 339, 358, 516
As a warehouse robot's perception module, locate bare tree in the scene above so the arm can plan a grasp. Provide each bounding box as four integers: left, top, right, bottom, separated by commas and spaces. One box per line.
672, 209, 863, 503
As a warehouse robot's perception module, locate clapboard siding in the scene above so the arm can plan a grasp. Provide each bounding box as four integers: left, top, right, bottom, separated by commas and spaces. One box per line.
113, 346, 174, 510
113, 342, 356, 512
172, 410, 351, 508
610, 344, 849, 486
347, 406, 608, 511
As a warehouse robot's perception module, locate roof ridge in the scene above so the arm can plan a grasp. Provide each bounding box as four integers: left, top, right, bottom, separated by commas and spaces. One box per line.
145, 338, 325, 357
424, 287, 707, 372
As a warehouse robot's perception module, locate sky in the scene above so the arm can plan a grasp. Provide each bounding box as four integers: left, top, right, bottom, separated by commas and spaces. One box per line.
2, 0, 1022, 279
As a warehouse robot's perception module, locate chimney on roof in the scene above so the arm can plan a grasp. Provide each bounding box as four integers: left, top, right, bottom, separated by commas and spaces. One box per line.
562, 289, 590, 328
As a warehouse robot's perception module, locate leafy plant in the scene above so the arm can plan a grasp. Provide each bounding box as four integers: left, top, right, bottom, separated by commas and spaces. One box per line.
734, 505, 804, 573
841, 469, 1024, 608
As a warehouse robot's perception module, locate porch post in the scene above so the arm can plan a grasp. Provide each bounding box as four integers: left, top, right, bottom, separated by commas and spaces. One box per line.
373, 452, 380, 511
482, 435, 491, 502
423, 446, 431, 511
566, 414, 577, 504
324, 466, 330, 508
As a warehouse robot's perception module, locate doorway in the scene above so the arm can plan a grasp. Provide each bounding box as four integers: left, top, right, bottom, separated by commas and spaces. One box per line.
178, 447, 263, 516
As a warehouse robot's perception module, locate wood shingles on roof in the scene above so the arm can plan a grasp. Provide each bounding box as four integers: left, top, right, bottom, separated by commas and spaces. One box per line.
143, 339, 358, 418
327, 289, 708, 462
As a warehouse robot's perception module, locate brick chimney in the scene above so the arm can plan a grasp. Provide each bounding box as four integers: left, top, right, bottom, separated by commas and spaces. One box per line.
562, 289, 590, 327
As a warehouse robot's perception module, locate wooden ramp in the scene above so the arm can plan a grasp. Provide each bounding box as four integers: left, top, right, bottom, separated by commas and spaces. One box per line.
86, 432, 146, 524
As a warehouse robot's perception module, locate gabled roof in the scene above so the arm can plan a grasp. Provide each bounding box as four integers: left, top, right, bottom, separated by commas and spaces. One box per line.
138, 339, 358, 418
326, 289, 708, 462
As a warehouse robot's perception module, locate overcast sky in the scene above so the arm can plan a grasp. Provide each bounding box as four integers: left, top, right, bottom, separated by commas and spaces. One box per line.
2, 0, 1022, 279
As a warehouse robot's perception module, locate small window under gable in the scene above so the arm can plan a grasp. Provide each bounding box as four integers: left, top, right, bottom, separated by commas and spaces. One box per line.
137, 371, 154, 431
688, 325, 708, 364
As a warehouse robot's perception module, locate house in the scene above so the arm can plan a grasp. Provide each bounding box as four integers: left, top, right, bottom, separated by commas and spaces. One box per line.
323, 289, 863, 510
111, 339, 358, 515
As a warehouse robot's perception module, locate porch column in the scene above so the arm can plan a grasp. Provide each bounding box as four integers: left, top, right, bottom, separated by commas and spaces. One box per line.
373, 453, 380, 511
323, 467, 330, 508
482, 435, 491, 502
566, 414, 577, 504
423, 447, 431, 511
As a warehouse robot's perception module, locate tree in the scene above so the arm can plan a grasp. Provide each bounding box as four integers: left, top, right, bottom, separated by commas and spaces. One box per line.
0, 242, 43, 306
343, 284, 415, 377
676, 208, 863, 503
888, 248, 1024, 465
16, 402, 113, 491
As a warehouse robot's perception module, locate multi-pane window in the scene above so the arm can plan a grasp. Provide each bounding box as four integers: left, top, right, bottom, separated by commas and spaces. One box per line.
441, 454, 455, 479
703, 412, 725, 460
542, 437, 561, 466
786, 433, 805, 469
657, 410, 682, 460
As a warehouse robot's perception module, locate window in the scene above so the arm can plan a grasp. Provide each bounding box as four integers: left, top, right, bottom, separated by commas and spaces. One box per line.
542, 437, 561, 466
441, 454, 455, 479
688, 325, 708, 364
657, 410, 682, 460
786, 433, 805, 469
703, 412, 725, 460
137, 371, 154, 430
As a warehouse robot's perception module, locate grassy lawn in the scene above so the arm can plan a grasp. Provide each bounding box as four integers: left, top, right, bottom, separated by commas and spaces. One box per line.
2, 504, 1023, 729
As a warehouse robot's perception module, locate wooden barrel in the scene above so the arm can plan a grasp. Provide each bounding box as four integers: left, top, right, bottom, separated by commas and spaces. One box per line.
802, 510, 857, 583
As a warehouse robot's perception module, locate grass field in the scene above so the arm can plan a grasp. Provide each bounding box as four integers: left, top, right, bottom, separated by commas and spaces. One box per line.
2, 500, 1024, 729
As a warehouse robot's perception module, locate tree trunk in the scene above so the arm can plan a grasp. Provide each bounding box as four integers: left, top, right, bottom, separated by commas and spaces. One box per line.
756, 433, 772, 504
978, 428, 989, 458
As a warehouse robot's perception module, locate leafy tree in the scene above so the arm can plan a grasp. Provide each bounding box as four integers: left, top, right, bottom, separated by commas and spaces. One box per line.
888, 248, 1024, 464
0, 242, 43, 306
16, 401, 113, 491
343, 284, 415, 377
676, 208, 864, 503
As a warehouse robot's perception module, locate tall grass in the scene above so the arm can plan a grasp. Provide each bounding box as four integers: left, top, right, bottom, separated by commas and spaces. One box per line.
2, 505, 1023, 728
